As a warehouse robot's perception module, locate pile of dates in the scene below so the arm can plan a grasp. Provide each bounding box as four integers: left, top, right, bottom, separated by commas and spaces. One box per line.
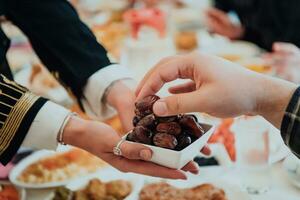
126, 95, 205, 151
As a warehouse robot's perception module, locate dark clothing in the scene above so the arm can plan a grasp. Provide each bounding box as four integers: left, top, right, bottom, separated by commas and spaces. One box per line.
0, 75, 46, 165
215, 0, 300, 50
0, 0, 111, 98
0, 0, 111, 165
281, 86, 300, 158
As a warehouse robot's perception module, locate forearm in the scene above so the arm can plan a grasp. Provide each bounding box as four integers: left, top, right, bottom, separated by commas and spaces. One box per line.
255, 74, 298, 128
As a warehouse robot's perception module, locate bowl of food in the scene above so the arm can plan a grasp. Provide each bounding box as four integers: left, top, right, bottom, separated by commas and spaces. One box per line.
49, 168, 143, 200
0, 182, 26, 200
125, 95, 215, 169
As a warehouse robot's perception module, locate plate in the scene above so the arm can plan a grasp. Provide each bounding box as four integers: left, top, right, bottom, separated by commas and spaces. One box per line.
9, 150, 107, 189
200, 39, 262, 59
283, 154, 300, 188
65, 168, 144, 200
0, 181, 26, 200
141, 178, 251, 200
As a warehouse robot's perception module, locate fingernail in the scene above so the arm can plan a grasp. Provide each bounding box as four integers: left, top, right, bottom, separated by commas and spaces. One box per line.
140, 149, 152, 161
191, 168, 199, 175
180, 174, 188, 180
153, 100, 168, 116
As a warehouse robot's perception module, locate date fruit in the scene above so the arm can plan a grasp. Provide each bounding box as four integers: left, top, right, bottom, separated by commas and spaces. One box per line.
130, 126, 153, 144
135, 95, 160, 117
156, 122, 181, 136
157, 116, 178, 123
179, 115, 204, 138
129, 95, 206, 151
132, 116, 141, 127
137, 114, 156, 128
176, 134, 192, 150
153, 133, 178, 150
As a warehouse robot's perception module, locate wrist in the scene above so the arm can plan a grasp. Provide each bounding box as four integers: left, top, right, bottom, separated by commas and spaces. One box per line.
106, 80, 135, 109
62, 116, 88, 147
255, 75, 298, 128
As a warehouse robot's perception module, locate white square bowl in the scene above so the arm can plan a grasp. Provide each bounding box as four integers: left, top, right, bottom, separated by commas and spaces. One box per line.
123, 123, 215, 169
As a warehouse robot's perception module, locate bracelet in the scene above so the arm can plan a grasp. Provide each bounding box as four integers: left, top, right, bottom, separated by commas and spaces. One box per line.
57, 112, 77, 145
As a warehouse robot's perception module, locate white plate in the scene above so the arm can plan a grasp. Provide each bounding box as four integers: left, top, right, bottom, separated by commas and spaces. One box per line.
141, 178, 251, 200
200, 39, 262, 58
65, 168, 143, 200
9, 150, 106, 189
0, 181, 26, 200
283, 154, 300, 188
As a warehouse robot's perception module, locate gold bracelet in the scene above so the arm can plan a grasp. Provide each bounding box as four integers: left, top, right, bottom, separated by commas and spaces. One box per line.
57, 112, 77, 145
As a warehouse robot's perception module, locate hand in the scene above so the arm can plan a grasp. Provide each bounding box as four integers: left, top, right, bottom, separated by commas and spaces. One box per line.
136, 52, 297, 129
205, 8, 244, 40
63, 116, 199, 179
106, 81, 136, 132
264, 42, 300, 83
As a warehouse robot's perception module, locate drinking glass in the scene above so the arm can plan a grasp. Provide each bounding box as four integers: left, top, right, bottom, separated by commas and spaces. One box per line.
233, 116, 271, 194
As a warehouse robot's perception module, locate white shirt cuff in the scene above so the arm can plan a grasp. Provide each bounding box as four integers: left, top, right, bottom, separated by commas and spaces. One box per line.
21, 101, 71, 150
82, 64, 133, 120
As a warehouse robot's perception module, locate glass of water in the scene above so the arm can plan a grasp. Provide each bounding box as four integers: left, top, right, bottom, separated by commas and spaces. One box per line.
233, 116, 271, 194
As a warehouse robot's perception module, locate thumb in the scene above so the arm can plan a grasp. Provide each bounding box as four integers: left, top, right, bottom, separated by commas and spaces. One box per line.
153, 92, 199, 116
121, 141, 153, 161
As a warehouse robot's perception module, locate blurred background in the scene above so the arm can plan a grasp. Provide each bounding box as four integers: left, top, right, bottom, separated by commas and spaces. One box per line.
1, 0, 300, 200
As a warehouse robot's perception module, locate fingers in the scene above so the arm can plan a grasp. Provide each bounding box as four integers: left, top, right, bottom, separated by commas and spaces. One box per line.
169, 81, 196, 94
181, 161, 199, 174
273, 42, 299, 54
121, 141, 153, 161
136, 56, 195, 100
206, 8, 227, 21
107, 155, 188, 180
200, 145, 211, 156
135, 56, 177, 97
153, 91, 199, 116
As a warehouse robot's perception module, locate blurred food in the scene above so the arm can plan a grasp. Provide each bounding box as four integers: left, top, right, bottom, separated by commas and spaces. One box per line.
92, 22, 129, 59
244, 64, 272, 74
175, 31, 198, 51
220, 55, 241, 62
53, 178, 132, 200
139, 182, 227, 200
52, 187, 73, 200
106, 180, 132, 199
0, 184, 19, 200
209, 119, 236, 161
29, 63, 60, 90
127, 95, 205, 150
17, 149, 107, 184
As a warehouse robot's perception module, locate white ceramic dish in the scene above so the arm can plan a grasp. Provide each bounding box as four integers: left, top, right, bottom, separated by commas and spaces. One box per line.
283, 154, 300, 188
124, 123, 215, 169
142, 178, 251, 200
0, 181, 26, 200
9, 150, 106, 189
65, 168, 143, 200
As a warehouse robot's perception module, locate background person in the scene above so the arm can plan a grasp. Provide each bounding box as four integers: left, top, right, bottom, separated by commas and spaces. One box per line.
205, 0, 300, 50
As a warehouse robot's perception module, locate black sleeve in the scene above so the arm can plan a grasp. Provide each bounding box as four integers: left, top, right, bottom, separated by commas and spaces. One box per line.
3, 0, 111, 99
0, 74, 47, 165
214, 0, 232, 12
281, 86, 300, 159
241, 0, 300, 51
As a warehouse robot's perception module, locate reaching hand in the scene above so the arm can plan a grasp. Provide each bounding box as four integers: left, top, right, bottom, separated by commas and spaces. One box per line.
205, 8, 244, 40
106, 81, 136, 132
136, 52, 297, 129
63, 116, 199, 179
264, 42, 300, 83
